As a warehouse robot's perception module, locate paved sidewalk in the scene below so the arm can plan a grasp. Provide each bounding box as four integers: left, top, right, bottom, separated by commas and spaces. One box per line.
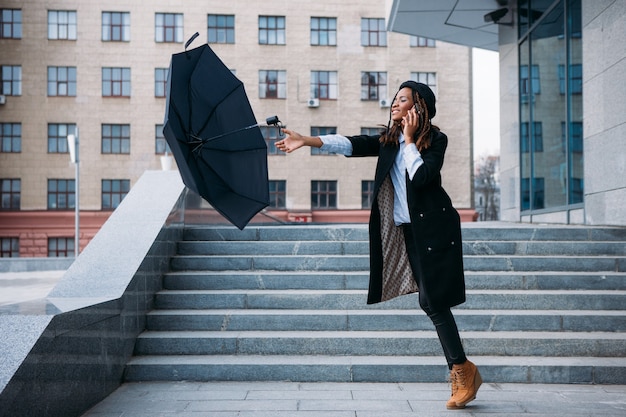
0, 270, 64, 306
81, 381, 626, 416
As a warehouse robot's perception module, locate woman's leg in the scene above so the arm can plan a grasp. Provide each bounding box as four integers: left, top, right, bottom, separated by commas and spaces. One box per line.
401, 225, 481, 408
421, 304, 467, 370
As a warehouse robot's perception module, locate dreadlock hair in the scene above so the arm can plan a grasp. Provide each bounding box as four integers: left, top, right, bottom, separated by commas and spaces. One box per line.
379, 90, 438, 152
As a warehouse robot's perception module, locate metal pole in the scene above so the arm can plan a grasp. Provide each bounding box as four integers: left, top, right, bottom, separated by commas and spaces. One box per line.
68, 130, 80, 258
75, 153, 79, 257
74, 131, 80, 257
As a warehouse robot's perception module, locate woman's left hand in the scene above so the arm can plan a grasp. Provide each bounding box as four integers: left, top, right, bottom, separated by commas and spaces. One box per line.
402, 107, 419, 144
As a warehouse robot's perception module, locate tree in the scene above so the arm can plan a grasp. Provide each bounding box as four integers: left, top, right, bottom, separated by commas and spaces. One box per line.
474, 155, 500, 221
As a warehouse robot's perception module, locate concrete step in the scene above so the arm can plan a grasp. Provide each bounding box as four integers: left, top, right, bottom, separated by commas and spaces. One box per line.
177, 240, 626, 256
153, 289, 626, 311
127, 224, 626, 384
162, 271, 626, 291
133, 330, 626, 357
170, 254, 626, 272
146, 309, 626, 332
124, 355, 626, 384
183, 224, 626, 243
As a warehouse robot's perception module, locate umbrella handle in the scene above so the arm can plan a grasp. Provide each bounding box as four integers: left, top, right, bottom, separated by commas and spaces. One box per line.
185, 32, 200, 51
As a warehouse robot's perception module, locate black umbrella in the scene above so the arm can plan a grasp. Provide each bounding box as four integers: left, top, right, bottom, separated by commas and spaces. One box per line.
163, 33, 269, 230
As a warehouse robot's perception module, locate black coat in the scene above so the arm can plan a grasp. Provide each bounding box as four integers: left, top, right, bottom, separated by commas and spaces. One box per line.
347, 129, 466, 311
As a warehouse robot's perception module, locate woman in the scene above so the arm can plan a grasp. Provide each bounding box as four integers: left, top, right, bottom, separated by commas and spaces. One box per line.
276, 81, 482, 410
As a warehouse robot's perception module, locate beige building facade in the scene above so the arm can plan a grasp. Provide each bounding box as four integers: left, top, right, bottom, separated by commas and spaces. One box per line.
0, 0, 473, 257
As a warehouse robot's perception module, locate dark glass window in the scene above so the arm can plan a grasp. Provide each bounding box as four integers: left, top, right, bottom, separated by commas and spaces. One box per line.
311, 17, 336, 46
311, 180, 337, 209
0, 179, 20, 210
361, 72, 387, 100
268, 180, 286, 209
48, 67, 76, 96
102, 179, 130, 210
155, 13, 183, 43
361, 18, 386, 46
1, 123, 21, 153
208, 14, 234, 44
47, 179, 75, 210
259, 16, 285, 45
1, 9, 22, 39
101, 124, 130, 154
102, 11, 130, 41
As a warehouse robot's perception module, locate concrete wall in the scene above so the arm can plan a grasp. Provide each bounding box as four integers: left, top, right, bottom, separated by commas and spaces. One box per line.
582, 0, 626, 226
0, 171, 185, 417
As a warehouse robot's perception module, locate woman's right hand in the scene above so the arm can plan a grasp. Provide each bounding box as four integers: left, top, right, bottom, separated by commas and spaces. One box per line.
276, 129, 306, 153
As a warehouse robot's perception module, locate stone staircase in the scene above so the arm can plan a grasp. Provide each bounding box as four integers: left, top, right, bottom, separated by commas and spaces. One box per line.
124, 224, 626, 384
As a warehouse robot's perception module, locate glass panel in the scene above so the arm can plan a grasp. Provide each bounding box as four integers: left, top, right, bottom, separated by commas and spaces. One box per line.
530, 1, 565, 209
567, 0, 583, 204
519, 37, 531, 211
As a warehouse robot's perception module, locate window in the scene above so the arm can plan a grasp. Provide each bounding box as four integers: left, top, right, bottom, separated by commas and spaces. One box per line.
48, 10, 77, 40
1, 237, 19, 257
410, 36, 435, 47
411, 72, 437, 95
562, 121, 583, 154
47, 179, 75, 210
155, 68, 168, 97
521, 177, 544, 210
155, 13, 183, 43
259, 15, 285, 45
1, 179, 20, 210
208, 14, 234, 44
47, 66, 76, 96
268, 180, 286, 209
1, 9, 22, 39
558, 64, 582, 95
259, 70, 286, 99
311, 17, 336, 46
260, 125, 283, 155
102, 67, 131, 97
1, 123, 21, 153
102, 124, 130, 154
361, 127, 381, 136
310, 126, 336, 155
311, 181, 337, 209
361, 18, 386, 46
1, 65, 21, 96
362, 180, 375, 209
520, 122, 543, 153
155, 124, 170, 154
48, 237, 74, 257
102, 179, 130, 210
310, 71, 337, 100
360, 71, 387, 100
102, 11, 130, 42
520, 64, 540, 97
48, 123, 76, 153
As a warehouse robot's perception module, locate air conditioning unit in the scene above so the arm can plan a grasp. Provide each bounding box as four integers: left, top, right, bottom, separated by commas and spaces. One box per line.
379, 98, 391, 108
307, 98, 319, 108
0, 95, 6, 105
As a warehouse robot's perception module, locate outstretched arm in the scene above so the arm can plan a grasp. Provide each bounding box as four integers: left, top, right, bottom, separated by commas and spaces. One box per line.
275, 129, 323, 153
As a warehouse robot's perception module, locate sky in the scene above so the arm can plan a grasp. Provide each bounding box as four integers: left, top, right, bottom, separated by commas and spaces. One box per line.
472, 48, 500, 158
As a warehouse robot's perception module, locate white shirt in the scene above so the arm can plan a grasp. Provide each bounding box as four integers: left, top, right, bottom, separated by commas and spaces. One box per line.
320, 134, 424, 225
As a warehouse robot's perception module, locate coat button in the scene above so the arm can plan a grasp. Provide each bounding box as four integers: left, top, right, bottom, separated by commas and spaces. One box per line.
442, 207, 446, 211
420, 213, 424, 218
451, 241, 455, 245
427, 247, 432, 251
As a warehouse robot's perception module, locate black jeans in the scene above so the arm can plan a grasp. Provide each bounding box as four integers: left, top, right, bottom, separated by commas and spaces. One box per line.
402, 224, 467, 369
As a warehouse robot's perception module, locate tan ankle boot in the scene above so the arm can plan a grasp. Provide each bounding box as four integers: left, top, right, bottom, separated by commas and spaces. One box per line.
446, 360, 482, 409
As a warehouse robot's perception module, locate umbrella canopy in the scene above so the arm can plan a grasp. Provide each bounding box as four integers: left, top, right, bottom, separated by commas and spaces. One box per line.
163, 34, 269, 230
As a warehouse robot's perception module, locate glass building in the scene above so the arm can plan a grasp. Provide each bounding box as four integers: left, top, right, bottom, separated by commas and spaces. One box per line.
388, 0, 626, 226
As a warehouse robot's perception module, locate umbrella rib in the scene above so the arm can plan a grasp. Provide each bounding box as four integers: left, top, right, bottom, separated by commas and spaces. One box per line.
190, 123, 260, 144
